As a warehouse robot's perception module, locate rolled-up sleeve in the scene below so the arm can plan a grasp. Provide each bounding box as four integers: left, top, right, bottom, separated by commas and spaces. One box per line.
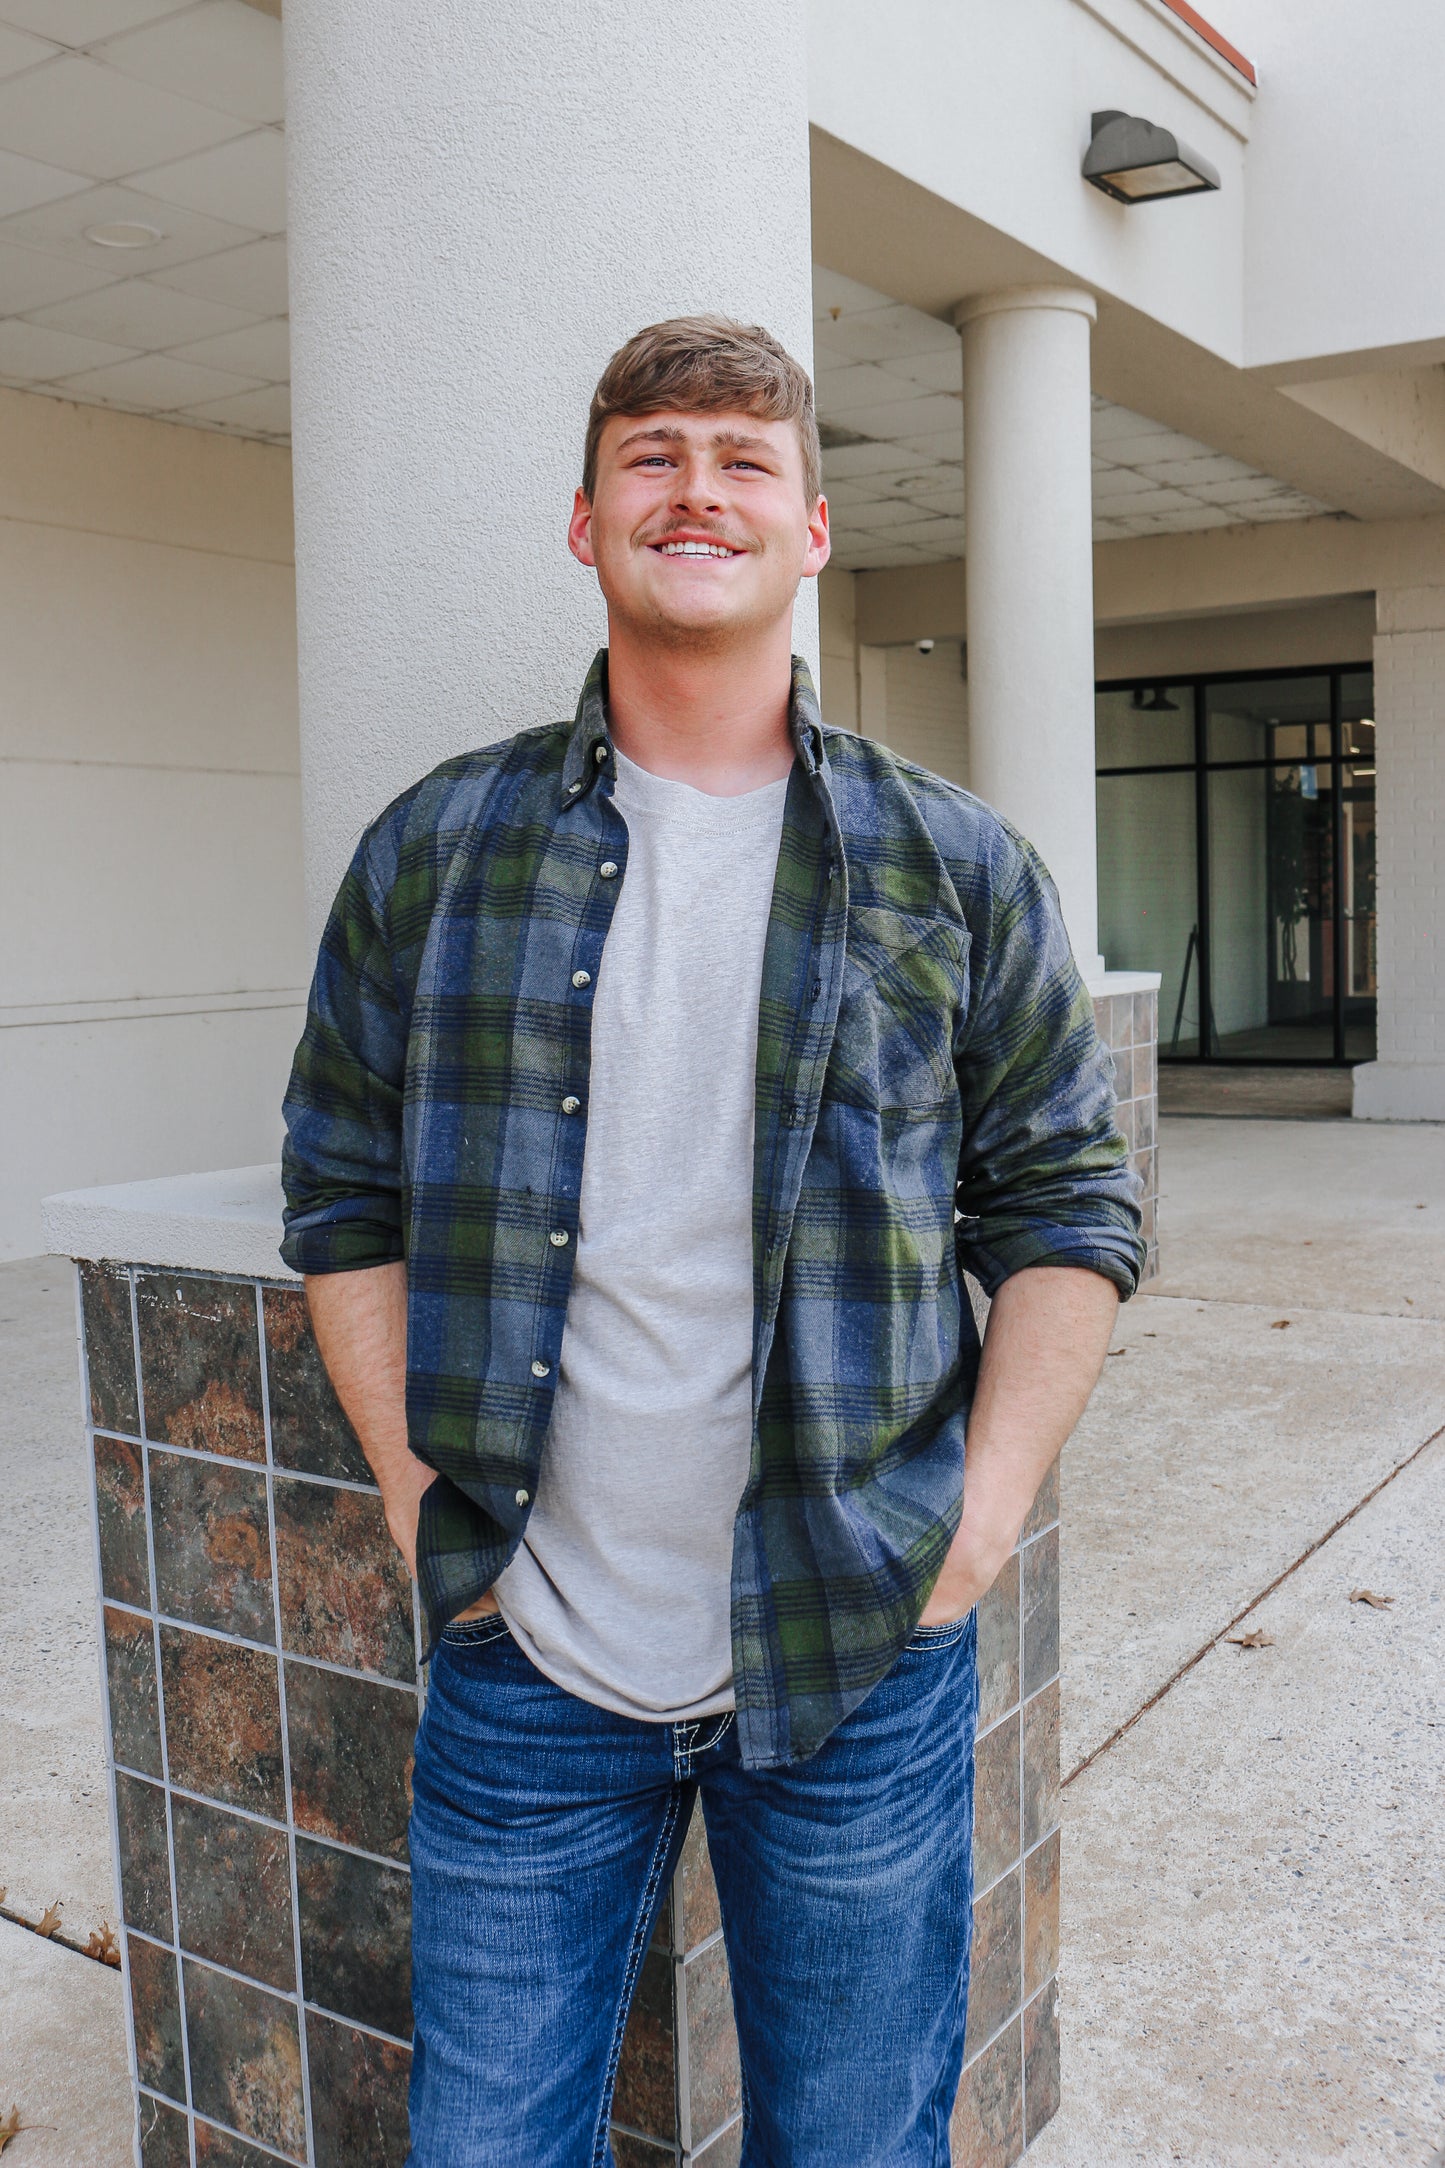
280, 830, 408, 1276
953, 824, 1144, 1300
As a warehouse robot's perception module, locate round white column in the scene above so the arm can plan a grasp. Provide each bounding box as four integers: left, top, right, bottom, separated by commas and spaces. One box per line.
284, 0, 816, 940
955, 287, 1103, 977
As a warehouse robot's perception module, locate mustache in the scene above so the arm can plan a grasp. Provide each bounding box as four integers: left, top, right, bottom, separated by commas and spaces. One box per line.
641, 523, 753, 551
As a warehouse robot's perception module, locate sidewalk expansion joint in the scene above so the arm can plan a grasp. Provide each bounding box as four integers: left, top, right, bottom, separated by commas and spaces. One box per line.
1063, 1416, 1445, 1791
0, 1896, 121, 1970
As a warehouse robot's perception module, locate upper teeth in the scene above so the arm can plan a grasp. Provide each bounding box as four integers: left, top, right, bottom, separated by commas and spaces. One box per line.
659, 541, 734, 557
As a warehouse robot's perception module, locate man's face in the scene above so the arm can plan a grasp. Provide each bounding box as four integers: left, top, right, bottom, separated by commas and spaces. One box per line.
568, 409, 830, 648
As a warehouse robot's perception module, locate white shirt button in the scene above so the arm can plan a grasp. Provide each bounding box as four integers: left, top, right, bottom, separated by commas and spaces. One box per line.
567, 780, 583, 795
572, 969, 592, 989
530, 1359, 550, 1378
561, 1094, 581, 1114
515, 1488, 530, 1507
594, 744, 608, 765
549, 1229, 569, 1247
599, 861, 618, 879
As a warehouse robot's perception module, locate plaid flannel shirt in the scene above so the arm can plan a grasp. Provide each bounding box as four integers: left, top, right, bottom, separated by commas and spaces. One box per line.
281, 652, 1143, 1768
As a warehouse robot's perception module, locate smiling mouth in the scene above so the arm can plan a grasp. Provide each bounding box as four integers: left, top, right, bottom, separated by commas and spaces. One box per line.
650, 539, 744, 558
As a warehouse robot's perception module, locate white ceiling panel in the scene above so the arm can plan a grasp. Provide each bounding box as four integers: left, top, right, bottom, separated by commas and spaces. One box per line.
0, 314, 134, 377
133, 124, 284, 230
0, 54, 250, 180
0, 179, 256, 266
0, 144, 90, 217
813, 362, 921, 414
0, 0, 193, 46
97, 1, 283, 125
168, 310, 286, 376
150, 231, 285, 311
26, 273, 256, 346
183, 378, 288, 431
0, 20, 57, 75
0, 235, 117, 310
58, 346, 261, 405
845, 393, 965, 443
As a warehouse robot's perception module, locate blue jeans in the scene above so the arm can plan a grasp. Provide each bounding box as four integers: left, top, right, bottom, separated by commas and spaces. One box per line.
407, 1610, 978, 2167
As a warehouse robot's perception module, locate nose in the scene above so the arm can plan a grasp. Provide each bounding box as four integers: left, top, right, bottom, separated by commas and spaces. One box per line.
671, 453, 723, 516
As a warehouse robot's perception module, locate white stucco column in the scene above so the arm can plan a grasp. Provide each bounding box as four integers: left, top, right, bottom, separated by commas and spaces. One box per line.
1353, 587, 1445, 1121
284, 0, 816, 941
955, 288, 1103, 977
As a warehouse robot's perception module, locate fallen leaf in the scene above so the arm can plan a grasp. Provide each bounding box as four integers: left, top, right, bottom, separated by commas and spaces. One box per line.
35, 1901, 62, 1939
1349, 1588, 1395, 1609
86, 1922, 121, 1966
1227, 1628, 1276, 1649
0, 2108, 21, 2155
1405, 1296, 1415, 1306
1106, 1347, 1127, 1358
1270, 1319, 1291, 1330
1143, 1331, 1157, 1337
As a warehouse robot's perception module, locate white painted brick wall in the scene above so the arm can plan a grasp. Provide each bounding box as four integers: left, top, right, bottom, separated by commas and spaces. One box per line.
1373, 615, 1445, 1065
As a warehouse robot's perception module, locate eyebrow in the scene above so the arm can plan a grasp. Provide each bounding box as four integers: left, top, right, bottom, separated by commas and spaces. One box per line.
614, 424, 775, 456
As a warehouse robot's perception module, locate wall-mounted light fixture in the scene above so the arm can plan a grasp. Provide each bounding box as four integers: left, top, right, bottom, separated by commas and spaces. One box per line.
1083, 110, 1220, 203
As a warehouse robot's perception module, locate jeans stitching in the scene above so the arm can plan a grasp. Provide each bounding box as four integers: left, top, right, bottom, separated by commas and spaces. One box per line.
589, 1787, 682, 2168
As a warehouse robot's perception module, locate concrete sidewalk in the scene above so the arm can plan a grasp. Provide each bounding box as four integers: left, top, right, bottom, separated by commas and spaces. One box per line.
1, 1118, 1442, 2164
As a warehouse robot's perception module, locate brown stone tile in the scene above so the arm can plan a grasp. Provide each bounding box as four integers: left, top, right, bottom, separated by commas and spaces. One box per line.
307, 2010, 411, 2168
274, 1477, 414, 1681
614, 1945, 676, 2141
151, 1451, 274, 1645
185, 1960, 306, 2161
172, 1794, 294, 1992
1021, 1528, 1060, 1701
1136, 1091, 1156, 1150
1023, 1830, 1060, 2002
263, 1287, 371, 1485
105, 1605, 162, 1777
82, 1261, 139, 1435
1133, 989, 1157, 1046
1113, 1042, 1138, 1102
160, 1626, 284, 1818
95, 1433, 150, 1610
137, 1274, 265, 1461
693, 2121, 743, 2167
127, 1933, 186, 2102
683, 1935, 740, 2145
1022, 1681, 1060, 1853
976, 1553, 1019, 1733
965, 1868, 1021, 2059
1023, 1978, 1061, 2142
296, 1836, 411, 2039
194, 2122, 284, 2166
285, 1661, 415, 1860
676, 1800, 722, 1952
1090, 993, 1116, 1050
973, 1711, 1021, 1894
608, 2134, 676, 2166
1020, 1458, 1059, 1544
1114, 1095, 1137, 1153
115, 1770, 173, 1943
951, 2014, 1023, 2168
138, 2091, 189, 2167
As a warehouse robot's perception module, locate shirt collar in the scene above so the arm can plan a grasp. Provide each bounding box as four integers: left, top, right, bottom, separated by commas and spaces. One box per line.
560, 647, 827, 806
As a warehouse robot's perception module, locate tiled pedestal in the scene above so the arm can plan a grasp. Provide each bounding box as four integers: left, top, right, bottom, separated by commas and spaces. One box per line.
1092, 977, 1160, 1284
65, 1202, 1066, 2167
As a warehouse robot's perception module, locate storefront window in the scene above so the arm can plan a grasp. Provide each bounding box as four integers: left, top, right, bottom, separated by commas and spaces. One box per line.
1096, 667, 1376, 1066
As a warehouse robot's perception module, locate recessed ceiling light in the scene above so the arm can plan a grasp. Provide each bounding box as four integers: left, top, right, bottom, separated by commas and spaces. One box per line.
84, 221, 165, 250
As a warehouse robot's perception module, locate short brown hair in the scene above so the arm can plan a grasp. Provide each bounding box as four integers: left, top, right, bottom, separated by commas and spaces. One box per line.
583, 314, 821, 506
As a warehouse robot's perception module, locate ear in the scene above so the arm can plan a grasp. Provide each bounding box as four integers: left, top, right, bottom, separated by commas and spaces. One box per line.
801, 493, 831, 581
568, 486, 597, 568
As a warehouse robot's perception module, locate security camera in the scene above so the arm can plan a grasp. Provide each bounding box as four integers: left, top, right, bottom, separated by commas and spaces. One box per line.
915, 638, 935, 655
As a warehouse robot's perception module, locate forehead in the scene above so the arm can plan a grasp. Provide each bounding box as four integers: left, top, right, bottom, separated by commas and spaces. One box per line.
598, 408, 801, 462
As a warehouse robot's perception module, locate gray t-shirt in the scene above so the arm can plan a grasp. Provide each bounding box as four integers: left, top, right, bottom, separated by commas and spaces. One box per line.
494, 749, 788, 1721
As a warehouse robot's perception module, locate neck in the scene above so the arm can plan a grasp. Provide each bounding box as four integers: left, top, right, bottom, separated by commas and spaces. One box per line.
603, 617, 797, 795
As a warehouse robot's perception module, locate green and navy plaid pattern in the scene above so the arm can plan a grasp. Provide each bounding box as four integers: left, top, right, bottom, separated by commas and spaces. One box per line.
282, 653, 1142, 1768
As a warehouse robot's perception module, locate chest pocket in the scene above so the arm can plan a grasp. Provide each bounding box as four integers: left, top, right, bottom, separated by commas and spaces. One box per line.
827, 905, 968, 1113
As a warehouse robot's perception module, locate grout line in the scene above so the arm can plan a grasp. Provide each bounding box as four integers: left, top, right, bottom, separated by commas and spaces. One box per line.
134, 1286, 198, 2167
1141, 1290, 1445, 1324
1064, 1418, 1445, 1789
110, 1597, 416, 1692
93, 1424, 380, 1495
259, 1279, 317, 2168
108, 1766, 411, 1875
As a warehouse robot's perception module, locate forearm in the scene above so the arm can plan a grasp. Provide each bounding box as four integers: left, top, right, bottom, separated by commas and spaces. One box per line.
305, 1262, 432, 1569
920, 1263, 1118, 1623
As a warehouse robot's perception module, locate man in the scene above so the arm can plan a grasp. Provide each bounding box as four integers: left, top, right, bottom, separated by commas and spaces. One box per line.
281, 314, 1142, 2165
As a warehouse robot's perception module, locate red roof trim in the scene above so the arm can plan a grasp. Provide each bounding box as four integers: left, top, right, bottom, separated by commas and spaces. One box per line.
1157, 0, 1257, 85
